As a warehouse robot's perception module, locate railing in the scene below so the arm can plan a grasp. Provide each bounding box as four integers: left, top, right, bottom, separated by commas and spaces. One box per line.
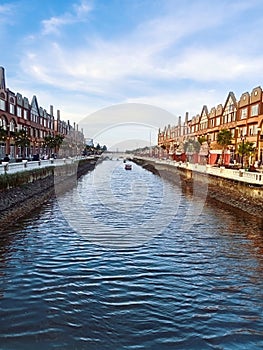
134, 157, 263, 186
0, 156, 97, 175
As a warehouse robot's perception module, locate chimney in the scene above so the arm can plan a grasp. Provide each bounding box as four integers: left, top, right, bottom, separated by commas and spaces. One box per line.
50, 105, 53, 116
178, 116, 181, 136
57, 109, 60, 120
185, 112, 189, 123
178, 116, 181, 125
0, 66, 6, 90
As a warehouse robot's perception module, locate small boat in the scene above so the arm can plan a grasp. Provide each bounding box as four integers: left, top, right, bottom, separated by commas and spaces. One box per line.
125, 164, 132, 170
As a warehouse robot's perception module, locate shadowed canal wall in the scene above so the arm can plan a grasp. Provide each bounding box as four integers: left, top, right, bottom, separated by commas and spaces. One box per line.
133, 157, 263, 219
0, 158, 97, 228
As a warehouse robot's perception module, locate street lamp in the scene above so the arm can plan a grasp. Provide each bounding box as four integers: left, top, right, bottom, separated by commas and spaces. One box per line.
240, 133, 246, 169
257, 127, 261, 163
207, 138, 211, 165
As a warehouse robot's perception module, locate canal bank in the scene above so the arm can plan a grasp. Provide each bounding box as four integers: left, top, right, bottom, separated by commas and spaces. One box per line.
0, 158, 98, 228
133, 157, 263, 219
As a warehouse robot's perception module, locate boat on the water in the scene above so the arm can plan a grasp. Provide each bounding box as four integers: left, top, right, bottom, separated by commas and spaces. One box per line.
125, 164, 132, 170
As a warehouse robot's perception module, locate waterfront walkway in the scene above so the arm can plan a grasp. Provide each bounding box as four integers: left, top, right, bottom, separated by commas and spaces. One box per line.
2, 155, 263, 186
135, 157, 263, 186
0, 156, 97, 175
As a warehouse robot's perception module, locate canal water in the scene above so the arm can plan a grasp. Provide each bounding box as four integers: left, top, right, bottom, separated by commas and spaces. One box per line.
0, 159, 263, 349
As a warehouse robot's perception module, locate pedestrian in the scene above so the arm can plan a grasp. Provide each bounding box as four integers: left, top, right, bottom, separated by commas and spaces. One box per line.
3, 154, 10, 162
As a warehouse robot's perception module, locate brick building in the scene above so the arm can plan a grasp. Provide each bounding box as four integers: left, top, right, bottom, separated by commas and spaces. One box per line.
0, 66, 85, 160
158, 88, 263, 166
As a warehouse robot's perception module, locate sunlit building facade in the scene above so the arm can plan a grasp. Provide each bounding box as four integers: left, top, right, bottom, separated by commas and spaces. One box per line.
158, 88, 263, 166
0, 66, 85, 160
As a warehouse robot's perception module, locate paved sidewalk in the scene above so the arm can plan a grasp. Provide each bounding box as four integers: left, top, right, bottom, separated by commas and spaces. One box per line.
135, 157, 263, 186
0, 156, 96, 175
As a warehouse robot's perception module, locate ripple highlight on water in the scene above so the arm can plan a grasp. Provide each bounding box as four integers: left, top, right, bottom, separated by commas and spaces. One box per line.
0, 160, 263, 349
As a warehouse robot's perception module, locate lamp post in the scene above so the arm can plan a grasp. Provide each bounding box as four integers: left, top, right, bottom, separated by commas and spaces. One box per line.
207, 138, 211, 165
240, 133, 246, 169
257, 127, 261, 163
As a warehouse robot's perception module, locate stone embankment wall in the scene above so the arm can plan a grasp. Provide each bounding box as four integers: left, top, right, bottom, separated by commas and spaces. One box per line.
133, 158, 263, 219
0, 159, 97, 228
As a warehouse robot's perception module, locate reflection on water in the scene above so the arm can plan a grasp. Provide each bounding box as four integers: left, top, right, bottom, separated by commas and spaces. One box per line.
0, 160, 263, 350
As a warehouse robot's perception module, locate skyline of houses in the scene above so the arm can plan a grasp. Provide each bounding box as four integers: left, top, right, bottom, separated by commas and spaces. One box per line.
2, 63, 263, 167
158, 86, 263, 166
0, 66, 85, 160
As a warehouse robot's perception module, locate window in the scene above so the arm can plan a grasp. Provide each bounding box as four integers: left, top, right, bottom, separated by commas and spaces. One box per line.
214, 132, 218, 141
251, 104, 259, 117
249, 125, 257, 135
0, 99, 5, 111
9, 104, 15, 114
216, 117, 221, 126
24, 110, 28, 119
240, 127, 247, 136
9, 120, 15, 132
240, 108, 247, 120
17, 106, 22, 117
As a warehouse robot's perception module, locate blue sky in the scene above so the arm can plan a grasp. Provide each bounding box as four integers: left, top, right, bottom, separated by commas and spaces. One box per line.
1, 0, 263, 149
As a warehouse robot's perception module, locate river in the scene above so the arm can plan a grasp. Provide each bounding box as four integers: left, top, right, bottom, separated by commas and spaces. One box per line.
0, 159, 263, 349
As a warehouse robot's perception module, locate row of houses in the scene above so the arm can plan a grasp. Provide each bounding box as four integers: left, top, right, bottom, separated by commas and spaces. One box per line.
0, 67, 85, 161
158, 86, 263, 166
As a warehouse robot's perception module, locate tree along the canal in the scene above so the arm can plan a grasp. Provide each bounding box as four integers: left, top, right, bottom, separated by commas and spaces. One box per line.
183, 139, 201, 163
238, 141, 255, 168
217, 129, 232, 165
14, 130, 30, 159
43, 134, 65, 156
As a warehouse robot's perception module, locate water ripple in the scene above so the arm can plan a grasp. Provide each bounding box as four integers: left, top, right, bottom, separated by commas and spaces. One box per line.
0, 160, 263, 349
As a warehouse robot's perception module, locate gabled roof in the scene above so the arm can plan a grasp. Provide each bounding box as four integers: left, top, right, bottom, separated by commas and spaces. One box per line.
30, 95, 40, 115
199, 105, 209, 122
222, 91, 237, 111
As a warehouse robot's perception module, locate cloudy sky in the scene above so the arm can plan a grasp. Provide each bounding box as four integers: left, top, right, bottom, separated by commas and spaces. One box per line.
1, 0, 263, 149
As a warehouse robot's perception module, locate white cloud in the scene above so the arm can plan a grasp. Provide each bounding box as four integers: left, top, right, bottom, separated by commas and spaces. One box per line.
125, 89, 225, 122
42, 0, 93, 35
25, 0, 262, 94
0, 3, 14, 14
0, 3, 16, 25
16, 0, 263, 137
158, 49, 263, 82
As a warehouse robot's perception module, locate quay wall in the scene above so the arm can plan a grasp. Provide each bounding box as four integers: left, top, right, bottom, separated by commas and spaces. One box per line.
0, 158, 97, 228
133, 158, 263, 219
